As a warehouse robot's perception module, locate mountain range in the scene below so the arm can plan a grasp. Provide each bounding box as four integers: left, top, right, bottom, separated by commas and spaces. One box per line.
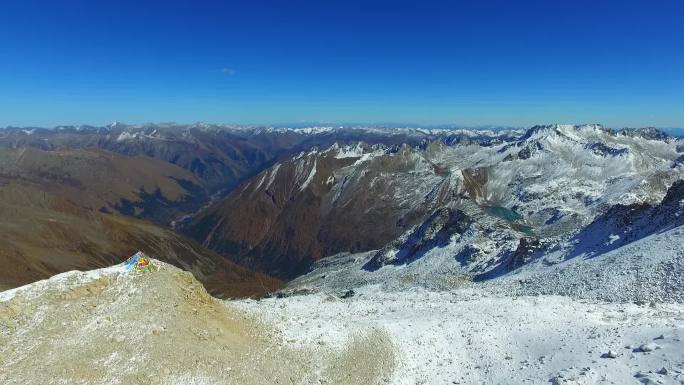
1, 123, 682, 295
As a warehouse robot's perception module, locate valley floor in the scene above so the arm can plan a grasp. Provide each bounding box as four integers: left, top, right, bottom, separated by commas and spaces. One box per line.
237, 287, 684, 385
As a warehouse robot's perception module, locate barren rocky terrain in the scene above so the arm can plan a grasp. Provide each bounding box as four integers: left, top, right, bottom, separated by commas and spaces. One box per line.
0, 262, 394, 385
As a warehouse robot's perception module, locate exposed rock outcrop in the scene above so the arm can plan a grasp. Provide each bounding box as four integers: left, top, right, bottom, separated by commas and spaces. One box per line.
364, 207, 471, 270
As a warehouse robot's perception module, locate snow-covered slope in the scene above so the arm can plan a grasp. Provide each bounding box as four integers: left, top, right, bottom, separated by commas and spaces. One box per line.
186, 124, 683, 280
361, 124, 682, 278
238, 285, 684, 385
247, 206, 684, 384
489, 224, 684, 303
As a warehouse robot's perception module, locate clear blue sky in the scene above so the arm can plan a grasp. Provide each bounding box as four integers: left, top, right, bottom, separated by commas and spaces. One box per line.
1, 0, 682, 128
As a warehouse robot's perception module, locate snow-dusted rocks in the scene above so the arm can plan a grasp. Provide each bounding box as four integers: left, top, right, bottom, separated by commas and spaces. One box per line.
636, 343, 660, 353
364, 207, 471, 270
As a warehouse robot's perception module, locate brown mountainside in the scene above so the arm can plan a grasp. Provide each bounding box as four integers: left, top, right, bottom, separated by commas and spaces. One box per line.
185, 145, 458, 278
0, 147, 280, 297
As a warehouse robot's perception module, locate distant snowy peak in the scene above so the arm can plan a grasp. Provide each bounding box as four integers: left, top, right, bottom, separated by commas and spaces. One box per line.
518, 124, 673, 143
618, 126, 672, 141
247, 142, 389, 196
518, 124, 611, 142
115, 131, 138, 142
325, 141, 388, 161
108, 121, 125, 129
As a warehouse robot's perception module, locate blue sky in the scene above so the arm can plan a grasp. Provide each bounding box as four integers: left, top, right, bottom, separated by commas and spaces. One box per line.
0, 0, 682, 128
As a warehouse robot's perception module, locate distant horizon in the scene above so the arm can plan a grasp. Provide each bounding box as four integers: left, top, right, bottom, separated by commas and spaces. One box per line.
2, 120, 683, 133
2, 119, 683, 131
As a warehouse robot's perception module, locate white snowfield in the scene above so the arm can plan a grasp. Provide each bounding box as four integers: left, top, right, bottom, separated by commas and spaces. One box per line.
237, 289, 684, 385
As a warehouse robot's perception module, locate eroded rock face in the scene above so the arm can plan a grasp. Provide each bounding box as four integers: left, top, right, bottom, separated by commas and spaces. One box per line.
364, 207, 472, 270
508, 237, 541, 270
662, 179, 684, 205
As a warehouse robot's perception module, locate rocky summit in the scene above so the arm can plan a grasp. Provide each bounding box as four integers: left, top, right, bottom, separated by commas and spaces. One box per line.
0, 260, 395, 385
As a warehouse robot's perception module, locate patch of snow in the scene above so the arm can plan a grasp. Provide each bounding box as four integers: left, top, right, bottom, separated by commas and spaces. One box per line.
292, 126, 335, 135
334, 143, 366, 159
607, 233, 620, 245
299, 158, 317, 191
491, 224, 684, 302
116, 131, 137, 142
264, 163, 281, 190
0, 287, 19, 302
0, 262, 131, 303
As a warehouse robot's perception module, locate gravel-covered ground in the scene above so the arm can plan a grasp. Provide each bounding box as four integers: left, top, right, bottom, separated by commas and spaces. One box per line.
0, 263, 394, 385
